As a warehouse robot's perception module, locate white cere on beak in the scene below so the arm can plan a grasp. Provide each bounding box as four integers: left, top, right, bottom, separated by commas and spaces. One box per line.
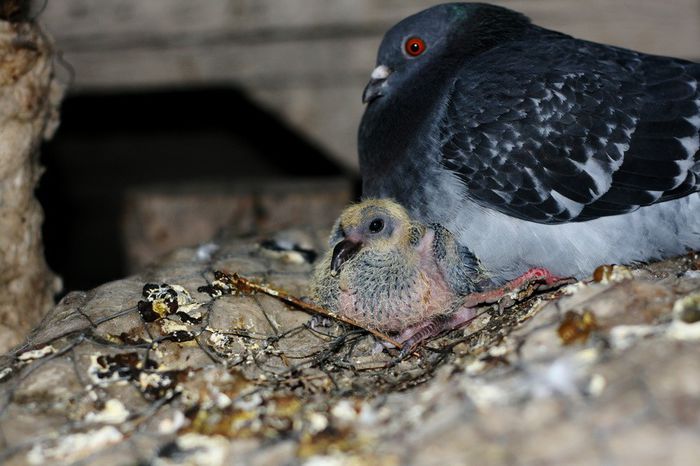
371, 65, 392, 80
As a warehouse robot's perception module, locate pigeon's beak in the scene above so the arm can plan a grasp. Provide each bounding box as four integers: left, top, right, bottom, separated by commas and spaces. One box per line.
330, 239, 363, 275
362, 65, 392, 104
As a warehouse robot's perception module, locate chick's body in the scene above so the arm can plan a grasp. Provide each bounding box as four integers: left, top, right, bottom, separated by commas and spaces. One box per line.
311, 199, 483, 332
315, 228, 451, 332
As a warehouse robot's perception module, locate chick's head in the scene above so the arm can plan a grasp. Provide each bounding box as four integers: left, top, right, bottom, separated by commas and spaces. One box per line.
328, 198, 421, 274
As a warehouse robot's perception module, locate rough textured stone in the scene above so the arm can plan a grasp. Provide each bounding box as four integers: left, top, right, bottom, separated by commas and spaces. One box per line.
122, 178, 351, 272
0, 228, 698, 465
0, 19, 63, 353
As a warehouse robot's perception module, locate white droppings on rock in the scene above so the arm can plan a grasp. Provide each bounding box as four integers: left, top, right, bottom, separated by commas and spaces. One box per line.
214, 392, 232, 409
667, 293, 700, 340
304, 455, 348, 466
87, 388, 99, 401
166, 434, 228, 466
170, 284, 203, 314
159, 319, 190, 334
0, 367, 12, 381
270, 249, 309, 265
560, 281, 588, 294
27, 426, 123, 465
178, 302, 203, 316
138, 371, 180, 397
196, 242, 219, 261
465, 358, 488, 376
85, 399, 130, 424
588, 373, 607, 397
234, 392, 263, 411
672, 292, 700, 317
331, 399, 358, 423
357, 403, 378, 426
667, 320, 700, 341
207, 331, 229, 347
87, 355, 132, 386
17, 345, 55, 361
609, 325, 662, 351
158, 410, 186, 434
528, 348, 600, 398
593, 264, 633, 284
460, 379, 510, 407
487, 344, 509, 358
306, 411, 329, 434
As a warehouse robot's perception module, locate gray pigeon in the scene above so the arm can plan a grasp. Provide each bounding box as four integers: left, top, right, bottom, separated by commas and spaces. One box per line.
359, 2, 700, 282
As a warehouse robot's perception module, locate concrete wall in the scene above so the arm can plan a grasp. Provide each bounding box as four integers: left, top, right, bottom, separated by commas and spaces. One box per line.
42, 0, 700, 170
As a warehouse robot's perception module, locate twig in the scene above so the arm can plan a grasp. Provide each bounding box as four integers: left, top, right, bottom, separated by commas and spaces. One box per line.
213, 271, 406, 349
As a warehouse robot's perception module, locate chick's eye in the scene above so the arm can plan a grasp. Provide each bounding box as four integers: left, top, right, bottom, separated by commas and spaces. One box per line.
405, 37, 426, 57
369, 218, 384, 233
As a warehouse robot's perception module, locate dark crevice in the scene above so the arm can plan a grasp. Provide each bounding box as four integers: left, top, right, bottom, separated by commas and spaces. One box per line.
37, 86, 348, 294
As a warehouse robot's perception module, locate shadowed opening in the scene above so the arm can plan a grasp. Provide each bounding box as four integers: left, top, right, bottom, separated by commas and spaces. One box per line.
38, 87, 351, 294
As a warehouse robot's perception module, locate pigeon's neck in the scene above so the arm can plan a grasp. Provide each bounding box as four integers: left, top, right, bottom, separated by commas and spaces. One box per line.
359, 69, 450, 198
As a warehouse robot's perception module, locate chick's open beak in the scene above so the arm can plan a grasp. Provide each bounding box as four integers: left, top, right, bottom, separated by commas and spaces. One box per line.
330, 239, 363, 275
362, 65, 392, 104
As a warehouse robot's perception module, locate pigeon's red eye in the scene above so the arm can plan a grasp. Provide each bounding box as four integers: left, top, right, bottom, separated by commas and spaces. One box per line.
405, 37, 426, 57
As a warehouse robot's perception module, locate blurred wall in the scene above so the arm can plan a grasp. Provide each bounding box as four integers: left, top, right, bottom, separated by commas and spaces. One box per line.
42, 0, 700, 171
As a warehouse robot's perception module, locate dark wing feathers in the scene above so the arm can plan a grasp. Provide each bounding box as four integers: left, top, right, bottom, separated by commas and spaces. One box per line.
440, 37, 700, 223
581, 58, 700, 219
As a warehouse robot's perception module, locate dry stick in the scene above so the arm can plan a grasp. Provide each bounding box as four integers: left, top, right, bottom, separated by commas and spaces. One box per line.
218, 272, 405, 349
218, 272, 568, 358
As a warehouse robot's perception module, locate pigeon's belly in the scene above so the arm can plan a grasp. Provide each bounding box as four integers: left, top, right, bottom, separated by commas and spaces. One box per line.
449, 193, 700, 281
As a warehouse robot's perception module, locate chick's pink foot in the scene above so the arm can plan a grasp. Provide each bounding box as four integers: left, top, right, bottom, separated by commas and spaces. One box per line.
396, 268, 571, 356
396, 308, 478, 357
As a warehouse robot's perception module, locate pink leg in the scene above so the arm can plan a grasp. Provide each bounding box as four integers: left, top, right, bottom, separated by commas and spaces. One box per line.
461, 267, 569, 308
396, 307, 478, 357
395, 268, 571, 357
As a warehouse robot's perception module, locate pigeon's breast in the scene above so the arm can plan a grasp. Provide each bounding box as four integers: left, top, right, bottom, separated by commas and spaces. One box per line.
449, 193, 700, 281
359, 83, 455, 209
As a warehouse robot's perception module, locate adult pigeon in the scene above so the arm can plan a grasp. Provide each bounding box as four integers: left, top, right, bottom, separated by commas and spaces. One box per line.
358, 2, 700, 282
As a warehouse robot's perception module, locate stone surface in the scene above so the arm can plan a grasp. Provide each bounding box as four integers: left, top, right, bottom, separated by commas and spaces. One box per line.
0, 18, 64, 353
122, 178, 351, 271
0, 227, 698, 465
41, 0, 700, 170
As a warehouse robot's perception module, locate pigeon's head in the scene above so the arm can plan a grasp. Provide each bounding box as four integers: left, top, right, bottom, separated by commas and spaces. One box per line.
362, 3, 531, 104
327, 199, 419, 274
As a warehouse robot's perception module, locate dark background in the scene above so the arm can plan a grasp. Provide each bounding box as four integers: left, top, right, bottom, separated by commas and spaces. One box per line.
38, 89, 347, 292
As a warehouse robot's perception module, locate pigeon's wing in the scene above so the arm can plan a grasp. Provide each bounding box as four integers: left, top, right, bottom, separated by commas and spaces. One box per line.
580, 57, 700, 220
439, 41, 700, 224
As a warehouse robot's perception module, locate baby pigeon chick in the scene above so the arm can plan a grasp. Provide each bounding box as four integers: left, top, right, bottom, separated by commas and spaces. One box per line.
311, 199, 561, 351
